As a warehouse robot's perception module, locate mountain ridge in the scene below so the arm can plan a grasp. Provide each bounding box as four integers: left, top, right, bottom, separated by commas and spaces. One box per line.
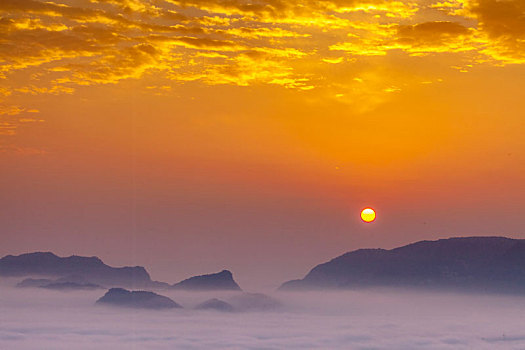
0, 251, 242, 290
0, 251, 154, 288
279, 236, 525, 292
172, 269, 242, 291
96, 288, 182, 309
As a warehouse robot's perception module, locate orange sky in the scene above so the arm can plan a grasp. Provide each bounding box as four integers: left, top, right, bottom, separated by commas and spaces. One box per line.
0, 0, 524, 289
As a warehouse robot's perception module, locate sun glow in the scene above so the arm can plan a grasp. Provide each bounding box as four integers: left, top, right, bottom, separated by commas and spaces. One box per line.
361, 207, 376, 223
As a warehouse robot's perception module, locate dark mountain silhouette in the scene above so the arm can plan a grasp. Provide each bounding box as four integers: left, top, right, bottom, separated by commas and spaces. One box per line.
195, 298, 234, 312
96, 288, 182, 309
279, 237, 525, 292
172, 270, 242, 291
55, 274, 95, 284
41, 282, 103, 291
228, 293, 282, 311
16, 277, 103, 290
16, 278, 54, 288
0, 252, 154, 288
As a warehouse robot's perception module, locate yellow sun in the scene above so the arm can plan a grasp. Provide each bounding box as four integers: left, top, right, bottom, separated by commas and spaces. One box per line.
360, 207, 376, 223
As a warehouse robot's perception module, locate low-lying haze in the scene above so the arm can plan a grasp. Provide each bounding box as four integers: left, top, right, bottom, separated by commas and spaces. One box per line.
1, 281, 525, 349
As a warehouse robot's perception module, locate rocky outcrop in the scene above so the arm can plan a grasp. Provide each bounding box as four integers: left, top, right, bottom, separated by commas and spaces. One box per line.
1, 252, 152, 288
279, 237, 525, 292
172, 270, 242, 291
195, 298, 234, 312
41, 282, 103, 290
96, 288, 182, 309
228, 293, 281, 311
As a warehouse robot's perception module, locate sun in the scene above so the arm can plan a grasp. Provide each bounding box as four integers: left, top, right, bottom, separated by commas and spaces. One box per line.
360, 207, 376, 223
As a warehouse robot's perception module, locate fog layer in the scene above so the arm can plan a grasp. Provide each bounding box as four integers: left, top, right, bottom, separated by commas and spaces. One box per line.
1, 284, 525, 349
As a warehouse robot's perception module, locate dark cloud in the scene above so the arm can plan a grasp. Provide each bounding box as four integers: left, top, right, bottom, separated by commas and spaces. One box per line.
468, 0, 525, 61
398, 21, 470, 41
396, 21, 472, 50
469, 0, 525, 38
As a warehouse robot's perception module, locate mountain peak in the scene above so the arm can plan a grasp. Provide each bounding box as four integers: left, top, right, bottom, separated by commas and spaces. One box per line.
279, 236, 525, 292
96, 288, 182, 309
0, 251, 152, 288
172, 269, 242, 291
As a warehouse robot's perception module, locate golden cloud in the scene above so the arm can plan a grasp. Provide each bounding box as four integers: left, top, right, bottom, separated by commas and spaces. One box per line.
0, 0, 524, 139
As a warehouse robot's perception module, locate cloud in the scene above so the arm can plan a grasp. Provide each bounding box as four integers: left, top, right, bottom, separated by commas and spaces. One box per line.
0, 0, 521, 95
397, 21, 470, 42
396, 21, 477, 55
466, 0, 525, 63
0, 0, 315, 93
1, 286, 525, 349
1, 0, 524, 137
330, 21, 478, 57
0, 145, 47, 155
0, 105, 43, 136
167, 0, 418, 21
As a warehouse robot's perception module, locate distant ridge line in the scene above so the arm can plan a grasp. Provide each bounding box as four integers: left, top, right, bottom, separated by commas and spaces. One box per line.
279, 236, 525, 293
0, 251, 242, 291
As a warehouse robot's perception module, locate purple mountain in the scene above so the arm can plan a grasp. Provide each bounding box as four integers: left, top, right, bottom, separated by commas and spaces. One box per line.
0, 252, 165, 289
280, 236, 525, 293
172, 270, 242, 291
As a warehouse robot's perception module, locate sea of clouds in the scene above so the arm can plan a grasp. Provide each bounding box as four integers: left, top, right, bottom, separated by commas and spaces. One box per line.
1, 278, 525, 350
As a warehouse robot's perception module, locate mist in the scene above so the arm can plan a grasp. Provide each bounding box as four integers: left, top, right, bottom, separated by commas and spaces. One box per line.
2, 279, 525, 349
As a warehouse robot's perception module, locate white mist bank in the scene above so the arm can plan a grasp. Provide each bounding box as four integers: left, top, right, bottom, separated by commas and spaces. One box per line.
1, 285, 525, 349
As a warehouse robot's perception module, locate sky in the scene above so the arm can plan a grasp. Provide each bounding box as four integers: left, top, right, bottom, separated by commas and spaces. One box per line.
0, 0, 524, 289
